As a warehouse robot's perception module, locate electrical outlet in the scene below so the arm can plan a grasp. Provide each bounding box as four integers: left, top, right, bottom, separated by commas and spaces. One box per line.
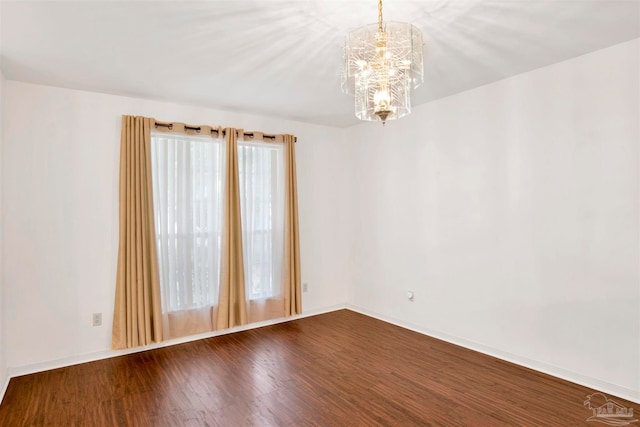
92, 313, 102, 327
303, 283, 309, 292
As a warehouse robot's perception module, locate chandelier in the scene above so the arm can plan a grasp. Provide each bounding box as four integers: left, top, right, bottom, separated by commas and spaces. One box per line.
342, 0, 424, 125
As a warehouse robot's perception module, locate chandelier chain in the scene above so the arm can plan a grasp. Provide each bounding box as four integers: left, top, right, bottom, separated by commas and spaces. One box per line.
378, 0, 383, 32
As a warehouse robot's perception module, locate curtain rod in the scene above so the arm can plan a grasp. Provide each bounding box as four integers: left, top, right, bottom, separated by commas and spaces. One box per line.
154, 122, 297, 143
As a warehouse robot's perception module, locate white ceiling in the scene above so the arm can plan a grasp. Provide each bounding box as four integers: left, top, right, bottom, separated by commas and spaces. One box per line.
1, 0, 638, 127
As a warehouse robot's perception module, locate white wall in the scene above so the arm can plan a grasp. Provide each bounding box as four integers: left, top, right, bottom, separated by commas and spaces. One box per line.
0, 68, 6, 391
348, 39, 639, 400
3, 82, 352, 369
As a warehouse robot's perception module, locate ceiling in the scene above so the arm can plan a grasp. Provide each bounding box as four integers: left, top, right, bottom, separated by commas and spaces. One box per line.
1, 1, 638, 128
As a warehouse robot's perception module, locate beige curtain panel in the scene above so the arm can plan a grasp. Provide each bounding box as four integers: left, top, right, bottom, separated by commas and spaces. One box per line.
283, 135, 302, 316
217, 128, 249, 329
112, 116, 302, 348
112, 116, 164, 349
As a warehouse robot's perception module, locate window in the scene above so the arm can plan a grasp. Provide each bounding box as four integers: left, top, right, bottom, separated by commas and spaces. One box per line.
238, 141, 284, 300
151, 133, 285, 314
151, 133, 225, 312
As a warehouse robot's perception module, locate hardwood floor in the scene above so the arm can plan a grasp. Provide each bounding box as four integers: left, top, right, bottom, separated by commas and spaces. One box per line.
0, 309, 637, 426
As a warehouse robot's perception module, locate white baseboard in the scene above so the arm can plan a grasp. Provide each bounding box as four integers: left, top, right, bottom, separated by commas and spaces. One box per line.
346, 304, 640, 404
0, 371, 9, 406
1, 304, 346, 404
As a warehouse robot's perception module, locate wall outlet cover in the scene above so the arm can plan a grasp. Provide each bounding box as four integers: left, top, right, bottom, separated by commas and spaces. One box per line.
92, 313, 102, 327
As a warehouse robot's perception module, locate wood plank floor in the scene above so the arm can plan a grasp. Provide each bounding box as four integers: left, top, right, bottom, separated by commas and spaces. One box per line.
0, 309, 637, 426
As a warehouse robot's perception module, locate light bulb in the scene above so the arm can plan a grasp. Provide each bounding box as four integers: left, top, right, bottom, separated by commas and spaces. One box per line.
374, 88, 391, 111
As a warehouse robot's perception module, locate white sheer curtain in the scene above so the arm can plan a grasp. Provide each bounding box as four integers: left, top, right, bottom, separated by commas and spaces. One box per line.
150, 133, 225, 314
238, 141, 285, 301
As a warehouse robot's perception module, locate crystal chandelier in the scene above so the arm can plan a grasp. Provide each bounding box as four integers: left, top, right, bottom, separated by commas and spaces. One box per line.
342, 0, 424, 125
